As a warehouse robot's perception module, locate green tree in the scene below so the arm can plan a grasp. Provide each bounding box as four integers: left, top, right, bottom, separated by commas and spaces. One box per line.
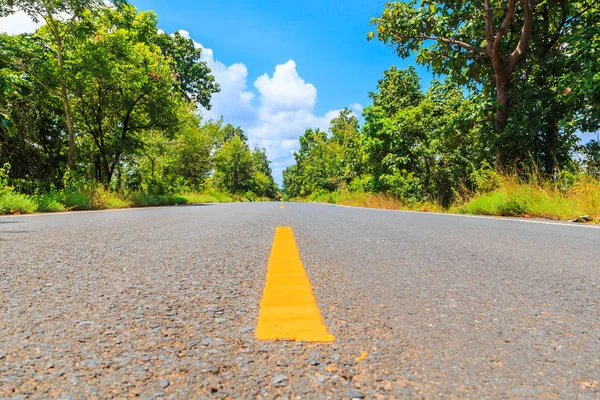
369, 0, 599, 171
155, 30, 219, 109
213, 134, 253, 194
0, 0, 112, 168
250, 147, 277, 198
0, 49, 29, 135
328, 108, 362, 185
172, 114, 213, 189
361, 66, 426, 187
0, 33, 66, 190
66, 5, 180, 186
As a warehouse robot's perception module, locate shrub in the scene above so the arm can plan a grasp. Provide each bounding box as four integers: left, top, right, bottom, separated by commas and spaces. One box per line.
37, 193, 66, 213
470, 162, 501, 193
380, 172, 423, 204
349, 175, 376, 193
0, 192, 38, 214
63, 191, 91, 210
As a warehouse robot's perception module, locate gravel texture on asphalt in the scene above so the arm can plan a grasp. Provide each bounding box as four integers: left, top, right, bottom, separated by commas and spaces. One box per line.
1, 202, 599, 399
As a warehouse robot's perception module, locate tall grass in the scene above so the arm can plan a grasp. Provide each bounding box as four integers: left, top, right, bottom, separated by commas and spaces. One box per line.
301, 191, 444, 212
457, 174, 600, 221
291, 172, 600, 223
0, 191, 38, 214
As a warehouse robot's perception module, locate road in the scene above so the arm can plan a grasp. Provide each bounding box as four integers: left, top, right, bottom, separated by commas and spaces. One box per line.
1, 202, 599, 398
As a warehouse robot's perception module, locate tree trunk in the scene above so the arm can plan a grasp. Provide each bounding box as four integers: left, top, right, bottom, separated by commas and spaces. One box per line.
494, 72, 510, 172
51, 25, 76, 170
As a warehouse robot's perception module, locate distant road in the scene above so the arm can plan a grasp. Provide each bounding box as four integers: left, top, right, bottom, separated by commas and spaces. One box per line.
1, 203, 599, 398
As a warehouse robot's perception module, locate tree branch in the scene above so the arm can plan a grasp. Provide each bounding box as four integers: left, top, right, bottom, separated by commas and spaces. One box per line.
493, 0, 517, 53
507, 0, 534, 73
392, 33, 488, 54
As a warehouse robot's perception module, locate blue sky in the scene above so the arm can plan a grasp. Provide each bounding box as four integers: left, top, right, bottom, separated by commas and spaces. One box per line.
131, 0, 432, 116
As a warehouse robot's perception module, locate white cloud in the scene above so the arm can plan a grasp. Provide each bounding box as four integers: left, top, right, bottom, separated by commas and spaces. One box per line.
254, 60, 316, 112
0, 11, 42, 34
350, 102, 364, 114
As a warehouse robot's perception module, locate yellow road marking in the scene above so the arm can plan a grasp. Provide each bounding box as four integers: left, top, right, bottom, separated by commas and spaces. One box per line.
256, 227, 335, 342
280, 205, 285, 209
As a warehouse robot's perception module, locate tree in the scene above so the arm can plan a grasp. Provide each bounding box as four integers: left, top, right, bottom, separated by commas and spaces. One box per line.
213, 134, 253, 194
369, 0, 599, 171
0, 0, 112, 169
369, 0, 534, 169
328, 108, 362, 184
155, 30, 219, 109
0, 33, 66, 190
172, 114, 213, 189
250, 147, 278, 198
0, 50, 29, 135
361, 66, 425, 186
67, 5, 180, 186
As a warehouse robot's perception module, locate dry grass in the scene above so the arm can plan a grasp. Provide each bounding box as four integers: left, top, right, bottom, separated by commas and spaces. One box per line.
290, 173, 600, 224
299, 191, 444, 213
335, 192, 443, 212
457, 174, 600, 222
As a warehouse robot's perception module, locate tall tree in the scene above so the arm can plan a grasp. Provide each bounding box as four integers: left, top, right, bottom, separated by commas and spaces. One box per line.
250, 147, 278, 198
369, 0, 534, 169
0, 33, 66, 189
213, 134, 252, 194
0, 0, 112, 169
67, 5, 180, 186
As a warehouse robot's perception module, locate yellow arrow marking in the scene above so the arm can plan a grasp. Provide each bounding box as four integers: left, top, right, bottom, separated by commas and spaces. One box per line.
256, 227, 335, 342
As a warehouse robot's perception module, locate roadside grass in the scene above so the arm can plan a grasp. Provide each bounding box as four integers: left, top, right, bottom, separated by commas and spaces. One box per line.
298, 191, 444, 213
289, 174, 600, 223
0, 188, 263, 215
456, 175, 600, 221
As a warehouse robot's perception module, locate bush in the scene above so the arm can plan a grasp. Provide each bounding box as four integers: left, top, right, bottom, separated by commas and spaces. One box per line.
380, 172, 423, 204
307, 190, 339, 204
349, 175, 376, 193
63, 191, 91, 210
0, 163, 12, 195
0, 192, 38, 214
37, 193, 66, 213
470, 162, 501, 193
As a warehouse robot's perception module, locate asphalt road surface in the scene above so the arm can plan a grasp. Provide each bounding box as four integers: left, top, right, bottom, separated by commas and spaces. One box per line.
1, 202, 599, 399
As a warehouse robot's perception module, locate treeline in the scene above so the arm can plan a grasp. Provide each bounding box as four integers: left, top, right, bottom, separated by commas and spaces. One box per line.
284, 0, 600, 211
0, 0, 277, 213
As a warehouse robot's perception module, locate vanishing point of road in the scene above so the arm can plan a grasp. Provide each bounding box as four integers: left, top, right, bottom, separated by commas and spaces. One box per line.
1, 202, 599, 398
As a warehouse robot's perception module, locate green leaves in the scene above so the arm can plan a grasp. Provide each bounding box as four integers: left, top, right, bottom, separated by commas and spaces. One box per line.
155, 30, 219, 108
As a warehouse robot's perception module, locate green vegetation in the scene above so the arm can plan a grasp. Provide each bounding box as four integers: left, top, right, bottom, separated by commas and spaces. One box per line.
283, 0, 600, 223
0, 1, 278, 215
2, 0, 599, 221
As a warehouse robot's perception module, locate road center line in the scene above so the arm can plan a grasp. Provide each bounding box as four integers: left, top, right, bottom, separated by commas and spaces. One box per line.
256, 226, 335, 342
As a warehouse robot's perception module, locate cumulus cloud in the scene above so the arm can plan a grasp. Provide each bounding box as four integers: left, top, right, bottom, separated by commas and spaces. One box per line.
254, 60, 316, 112
350, 102, 364, 114
0, 11, 42, 34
